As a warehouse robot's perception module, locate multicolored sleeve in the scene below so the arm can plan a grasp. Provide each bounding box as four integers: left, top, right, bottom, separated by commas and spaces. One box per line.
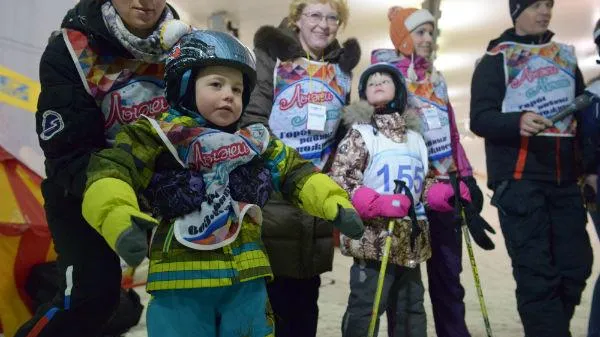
261, 136, 318, 202
86, 118, 166, 192
328, 129, 369, 197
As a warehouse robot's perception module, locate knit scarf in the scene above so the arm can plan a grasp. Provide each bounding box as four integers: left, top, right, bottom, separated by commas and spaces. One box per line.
101, 1, 174, 63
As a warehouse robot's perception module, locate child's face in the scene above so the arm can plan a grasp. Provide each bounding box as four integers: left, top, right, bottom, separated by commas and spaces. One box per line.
410, 23, 435, 59
514, 0, 553, 36
365, 72, 395, 107
195, 66, 244, 127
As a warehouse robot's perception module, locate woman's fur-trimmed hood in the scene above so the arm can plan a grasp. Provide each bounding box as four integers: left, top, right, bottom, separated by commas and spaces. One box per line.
253, 19, 361, 73
341, 100, 421, 133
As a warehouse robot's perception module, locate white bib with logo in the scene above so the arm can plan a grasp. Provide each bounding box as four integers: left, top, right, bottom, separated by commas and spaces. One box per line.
353, 124, 428, 219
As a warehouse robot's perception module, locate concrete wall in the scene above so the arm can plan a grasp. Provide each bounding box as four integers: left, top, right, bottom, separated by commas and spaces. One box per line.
0, 0, 76, 176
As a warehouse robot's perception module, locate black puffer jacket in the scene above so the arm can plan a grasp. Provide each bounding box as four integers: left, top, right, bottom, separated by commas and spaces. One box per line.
242, 20, 361, 278
36, 0, 177, 208
470, 28, 585, 189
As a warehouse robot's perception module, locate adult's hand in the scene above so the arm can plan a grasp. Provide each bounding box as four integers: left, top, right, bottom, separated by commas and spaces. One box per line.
519, 112, 552, 137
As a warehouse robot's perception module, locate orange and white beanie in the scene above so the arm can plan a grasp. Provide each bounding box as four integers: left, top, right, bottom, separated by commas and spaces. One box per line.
388, 6, 435, 57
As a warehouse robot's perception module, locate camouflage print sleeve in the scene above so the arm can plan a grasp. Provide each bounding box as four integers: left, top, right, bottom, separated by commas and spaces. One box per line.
329, 129, 369, 196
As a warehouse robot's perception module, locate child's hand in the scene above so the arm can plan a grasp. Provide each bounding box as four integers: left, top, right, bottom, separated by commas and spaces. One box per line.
83, 178, 159, 267
320, 190, 365, 239
351, 186, 411, 219
332, 205, 364, 240
296, 173, 365, 239
115, 209, 158, 267
425, 181, 471, 213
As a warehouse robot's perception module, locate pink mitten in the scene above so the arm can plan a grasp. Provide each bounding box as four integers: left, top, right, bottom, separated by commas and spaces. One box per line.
351, 186, 411, 220
373, 194, 411, 219
351, 187, 380, 219
426, 181, 471, 212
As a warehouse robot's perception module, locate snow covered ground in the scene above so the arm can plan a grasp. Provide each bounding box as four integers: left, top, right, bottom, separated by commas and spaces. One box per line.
125, 195, 600, 337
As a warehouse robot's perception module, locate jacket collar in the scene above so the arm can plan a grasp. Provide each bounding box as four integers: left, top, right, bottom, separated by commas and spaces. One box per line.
253, 18, 361, 73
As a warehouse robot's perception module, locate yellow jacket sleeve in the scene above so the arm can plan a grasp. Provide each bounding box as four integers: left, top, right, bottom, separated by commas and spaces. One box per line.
82, 177, 158, 266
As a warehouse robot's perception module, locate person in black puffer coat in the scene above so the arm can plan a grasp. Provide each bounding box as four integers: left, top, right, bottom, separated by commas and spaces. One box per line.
470, 1, 593, 336
242, 0, 361, 335
16, 1, 179, 336
580, 17, 600, 337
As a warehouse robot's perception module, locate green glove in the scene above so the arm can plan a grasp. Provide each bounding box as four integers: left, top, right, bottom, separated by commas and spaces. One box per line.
332, 204, 365, 240
82, 178, 159, 267
298, 173, 365, 239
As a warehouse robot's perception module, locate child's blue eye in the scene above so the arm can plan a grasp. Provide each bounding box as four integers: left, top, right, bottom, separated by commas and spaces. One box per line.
233, 87, 243, 95
210, 82, 222, 88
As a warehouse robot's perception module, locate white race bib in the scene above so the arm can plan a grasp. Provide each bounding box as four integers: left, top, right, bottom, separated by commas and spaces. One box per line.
423, 107, 442, 130
306, 103, 327, 131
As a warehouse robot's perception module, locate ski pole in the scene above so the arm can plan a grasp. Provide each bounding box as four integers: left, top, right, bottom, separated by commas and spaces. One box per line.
460, 211, 493, 337
450, 173, 493, 337
367, 180, 404, 337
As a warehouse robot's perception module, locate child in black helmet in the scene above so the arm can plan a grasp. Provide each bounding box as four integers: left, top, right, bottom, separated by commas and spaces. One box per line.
80, 25, 364, 336
330, 62, 432, 337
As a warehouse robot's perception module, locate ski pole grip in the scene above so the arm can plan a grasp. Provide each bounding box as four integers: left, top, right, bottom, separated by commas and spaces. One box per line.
393, 179, 404, 194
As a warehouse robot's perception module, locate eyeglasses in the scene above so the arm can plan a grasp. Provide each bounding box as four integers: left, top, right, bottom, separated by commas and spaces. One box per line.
302, 12, 340, 26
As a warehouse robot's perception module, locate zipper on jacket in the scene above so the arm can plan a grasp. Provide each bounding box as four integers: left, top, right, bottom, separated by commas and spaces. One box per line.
162, 223, 175, 257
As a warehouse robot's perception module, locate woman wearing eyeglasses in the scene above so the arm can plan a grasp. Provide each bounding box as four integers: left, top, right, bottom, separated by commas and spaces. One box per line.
242, 1, 360, 336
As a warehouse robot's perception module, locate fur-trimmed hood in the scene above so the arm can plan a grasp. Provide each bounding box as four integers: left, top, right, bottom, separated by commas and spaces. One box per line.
253, 19, 361, 73
341, 100, 421, 133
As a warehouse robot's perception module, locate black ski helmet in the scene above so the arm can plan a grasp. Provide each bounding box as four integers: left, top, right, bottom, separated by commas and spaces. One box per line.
358, 62, 408, 112
164, 30, 257, 117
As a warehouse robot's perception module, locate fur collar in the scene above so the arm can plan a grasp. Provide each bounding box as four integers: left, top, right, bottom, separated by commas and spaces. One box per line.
253, 19, 361, 73
341, 100, 421, 134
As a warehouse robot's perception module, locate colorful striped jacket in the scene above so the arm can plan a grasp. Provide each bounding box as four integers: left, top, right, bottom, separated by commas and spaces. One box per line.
86, 112, 330, 291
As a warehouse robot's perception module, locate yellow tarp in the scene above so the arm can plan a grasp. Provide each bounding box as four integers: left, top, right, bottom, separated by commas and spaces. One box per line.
0, 146, 55, 337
